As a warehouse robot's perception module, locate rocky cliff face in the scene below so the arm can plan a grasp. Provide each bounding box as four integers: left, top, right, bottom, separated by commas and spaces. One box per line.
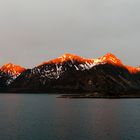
0, 53, 140, 95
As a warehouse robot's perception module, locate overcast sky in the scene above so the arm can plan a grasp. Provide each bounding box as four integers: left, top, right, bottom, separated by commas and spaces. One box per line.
0, 0, 140, 68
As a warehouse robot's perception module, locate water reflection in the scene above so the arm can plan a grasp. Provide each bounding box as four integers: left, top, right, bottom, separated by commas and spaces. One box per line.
0, 94, 21, 140
0, 95, 140, 140
88, 100, 121, 140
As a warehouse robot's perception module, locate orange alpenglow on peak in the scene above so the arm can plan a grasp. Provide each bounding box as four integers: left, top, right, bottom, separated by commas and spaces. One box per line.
100, 53, 139, 74
40, 53, 94, 65
39, 52, 140, 74
125, 65, 139, 74
100, 53, 123, 66
1, 63, 26, 76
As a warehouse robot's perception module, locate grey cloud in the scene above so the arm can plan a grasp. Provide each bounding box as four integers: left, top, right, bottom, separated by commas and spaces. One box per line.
0, 0, 140, 67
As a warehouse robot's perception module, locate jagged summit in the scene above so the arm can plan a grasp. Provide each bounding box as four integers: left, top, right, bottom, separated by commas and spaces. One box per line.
0, 53, 139, 75
40, 53, 94, 66
38, 52, 140, 74
100, 53, 140, 73
59, 53, 93, 63
100, 53, 123, 66
0, 52, 140, 94
1, 63, 26, 76
40, 53, 123, 65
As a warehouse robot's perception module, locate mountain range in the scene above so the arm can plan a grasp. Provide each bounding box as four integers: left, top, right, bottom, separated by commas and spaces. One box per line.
0, 53, 140, 97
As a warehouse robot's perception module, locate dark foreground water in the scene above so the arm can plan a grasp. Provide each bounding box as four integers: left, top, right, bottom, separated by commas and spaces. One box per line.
0, 94, 140, 140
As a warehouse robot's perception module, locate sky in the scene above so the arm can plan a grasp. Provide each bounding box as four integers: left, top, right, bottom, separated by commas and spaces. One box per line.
0, 0, 140, 68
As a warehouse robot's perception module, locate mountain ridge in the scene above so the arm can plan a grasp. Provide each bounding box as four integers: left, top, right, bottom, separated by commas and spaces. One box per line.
0, 53, 140, 96
0, 53, 139, 74
38, 53, 139, 74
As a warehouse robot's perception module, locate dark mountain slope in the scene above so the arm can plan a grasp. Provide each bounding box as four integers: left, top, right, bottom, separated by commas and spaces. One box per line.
8, 53, 140, 95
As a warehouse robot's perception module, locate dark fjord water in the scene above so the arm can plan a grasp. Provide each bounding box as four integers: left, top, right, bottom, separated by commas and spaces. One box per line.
0, 94, 140, 140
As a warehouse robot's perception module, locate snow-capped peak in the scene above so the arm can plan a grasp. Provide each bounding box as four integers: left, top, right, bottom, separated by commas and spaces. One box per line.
40, 53, 94, 66
38, 53, 140, 74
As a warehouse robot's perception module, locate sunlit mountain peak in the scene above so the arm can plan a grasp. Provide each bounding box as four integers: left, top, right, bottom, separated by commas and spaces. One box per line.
40, 53, 94, 65
100, 53, 123, 66
38, 53, 140, 74
1, 63, 26, 76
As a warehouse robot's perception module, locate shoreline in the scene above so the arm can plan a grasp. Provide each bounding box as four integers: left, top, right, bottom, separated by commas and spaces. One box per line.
57, 94, 140, 99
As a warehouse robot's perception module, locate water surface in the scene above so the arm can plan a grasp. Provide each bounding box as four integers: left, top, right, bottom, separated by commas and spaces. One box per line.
0, 94, 140, 140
